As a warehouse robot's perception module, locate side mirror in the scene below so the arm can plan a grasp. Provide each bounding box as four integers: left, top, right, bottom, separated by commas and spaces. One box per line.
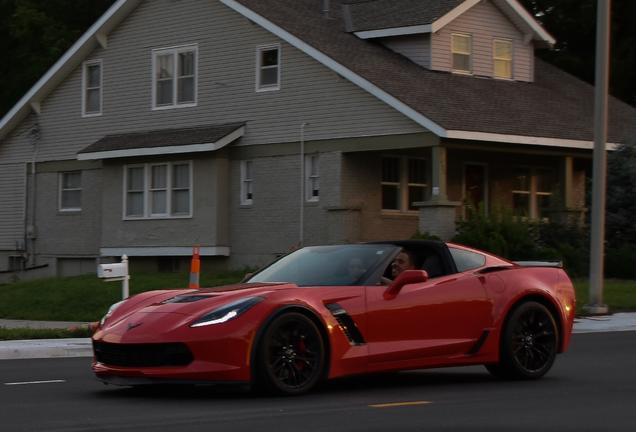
383, 270, 428, 299
243, 273, 252, 280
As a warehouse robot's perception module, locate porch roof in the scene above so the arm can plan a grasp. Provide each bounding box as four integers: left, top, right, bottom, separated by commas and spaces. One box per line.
77, 122, 245, 160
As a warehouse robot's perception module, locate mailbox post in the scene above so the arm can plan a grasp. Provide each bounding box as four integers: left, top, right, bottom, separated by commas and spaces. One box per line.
97, 255, 130, 299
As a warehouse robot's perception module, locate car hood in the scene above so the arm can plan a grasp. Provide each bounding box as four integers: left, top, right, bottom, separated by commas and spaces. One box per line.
107, 282, 295, 322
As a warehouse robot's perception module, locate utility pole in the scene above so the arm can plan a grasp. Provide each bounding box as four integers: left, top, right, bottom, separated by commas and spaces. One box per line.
586, 0, 611, 314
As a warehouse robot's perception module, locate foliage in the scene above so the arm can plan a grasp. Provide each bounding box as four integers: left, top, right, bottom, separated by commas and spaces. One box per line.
0, 0, 116, 117
603, 141, 636, 251
411, 230, 441, 241
0, 270, 248, 322
604, 249, 636, 280
519, 0, 636, 107
451, 201, 538, 260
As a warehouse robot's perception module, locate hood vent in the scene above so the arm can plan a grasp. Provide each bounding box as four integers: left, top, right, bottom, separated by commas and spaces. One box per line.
161, 295, 216, 304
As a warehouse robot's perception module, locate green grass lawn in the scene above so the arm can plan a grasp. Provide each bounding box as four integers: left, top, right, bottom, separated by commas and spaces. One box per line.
573, 279, 636, 314
0, 270, 248, 323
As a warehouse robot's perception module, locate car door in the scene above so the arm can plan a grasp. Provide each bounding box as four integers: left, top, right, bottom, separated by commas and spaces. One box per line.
365, 271, 493, 364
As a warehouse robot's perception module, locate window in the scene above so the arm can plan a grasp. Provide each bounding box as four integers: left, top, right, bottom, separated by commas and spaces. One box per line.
494, 39, 512, 79
381, 156, 427, 212
306, 155, 319, 202
153, 45, 197, 109
60, 172, 82, 211
449, 247, 486, 272
124, 162, 192, 218
451, 34, 471, 73
512, 167, 555, 218
256, 45, 280, 91
82, 60, 102, 116
240, 160, 253, 205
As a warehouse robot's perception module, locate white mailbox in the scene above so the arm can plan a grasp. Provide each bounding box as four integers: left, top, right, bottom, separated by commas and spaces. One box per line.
98, 263, 128, 279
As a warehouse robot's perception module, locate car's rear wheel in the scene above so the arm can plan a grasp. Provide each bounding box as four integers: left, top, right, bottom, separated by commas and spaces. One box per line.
486, 301, 558, 380
257, 312, 325, 395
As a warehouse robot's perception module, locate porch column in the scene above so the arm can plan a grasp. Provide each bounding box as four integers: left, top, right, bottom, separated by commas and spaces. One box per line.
414, 146, 461, 241
560, 156, 574, 208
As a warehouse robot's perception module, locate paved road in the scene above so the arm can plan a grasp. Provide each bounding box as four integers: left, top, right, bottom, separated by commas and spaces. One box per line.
1, 331, 635, 432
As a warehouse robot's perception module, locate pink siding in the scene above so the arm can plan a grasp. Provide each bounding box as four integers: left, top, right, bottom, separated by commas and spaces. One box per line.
431, 0, 534, 82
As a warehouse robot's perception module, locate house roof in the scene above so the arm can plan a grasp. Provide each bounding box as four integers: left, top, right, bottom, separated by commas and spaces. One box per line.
77, 122, 245, 160
343, 0, 555, 47
222, 0, 636, 148
1, 0, 635, 150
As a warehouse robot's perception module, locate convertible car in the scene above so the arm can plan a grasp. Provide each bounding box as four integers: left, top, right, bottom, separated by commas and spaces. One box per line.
92, 240, 576, 395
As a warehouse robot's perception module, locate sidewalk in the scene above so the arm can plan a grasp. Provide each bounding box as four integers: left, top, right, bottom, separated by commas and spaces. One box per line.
2, 314, 636, 360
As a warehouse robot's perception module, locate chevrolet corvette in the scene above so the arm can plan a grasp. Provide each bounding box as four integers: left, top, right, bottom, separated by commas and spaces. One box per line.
92, 240, 576, 395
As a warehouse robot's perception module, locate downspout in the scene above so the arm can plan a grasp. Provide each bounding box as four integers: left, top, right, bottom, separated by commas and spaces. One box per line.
299, 123, 308, 247
28, 125, 39, 266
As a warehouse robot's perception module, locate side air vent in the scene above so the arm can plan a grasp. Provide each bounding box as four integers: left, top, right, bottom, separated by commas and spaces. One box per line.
325, 303, 366, 346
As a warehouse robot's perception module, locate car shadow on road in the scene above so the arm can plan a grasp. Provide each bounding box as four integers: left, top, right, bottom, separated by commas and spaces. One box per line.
91, 366, 508, 401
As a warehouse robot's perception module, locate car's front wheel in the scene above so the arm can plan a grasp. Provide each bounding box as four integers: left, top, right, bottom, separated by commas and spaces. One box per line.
257, 312, 325, 395
486, 301, 558, 380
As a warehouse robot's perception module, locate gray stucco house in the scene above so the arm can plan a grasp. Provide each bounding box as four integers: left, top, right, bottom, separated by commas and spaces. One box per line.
1, 0, 635, 281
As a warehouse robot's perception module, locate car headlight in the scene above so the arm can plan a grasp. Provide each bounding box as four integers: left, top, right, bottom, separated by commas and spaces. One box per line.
100, 300, 126, 326
190, 296, 265, 328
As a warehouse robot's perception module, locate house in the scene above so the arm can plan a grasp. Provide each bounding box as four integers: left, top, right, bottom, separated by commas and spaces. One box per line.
1, 0, 635, 282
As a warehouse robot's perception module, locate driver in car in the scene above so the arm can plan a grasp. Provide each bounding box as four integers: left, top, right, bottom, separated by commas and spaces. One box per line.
380, 249, 417, 285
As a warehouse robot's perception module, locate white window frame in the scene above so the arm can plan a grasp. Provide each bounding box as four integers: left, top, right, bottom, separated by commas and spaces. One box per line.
59, 171, 82, 212
123, 161, 193, 219
240, 160, 254, 205
451, 33, 472, 74
82, 60, 102, 117
493, 38, 513, 79
381, 156, 427, 213
512, 166, 555, 219
152, 44, 198, 110
306, 154, 319, 202
255, 44, 281, 92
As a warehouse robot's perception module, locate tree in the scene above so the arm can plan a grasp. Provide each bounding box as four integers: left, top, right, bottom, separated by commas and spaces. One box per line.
0, 0, 116, 118
604, 140, 636, 251
519, 0, 636, 107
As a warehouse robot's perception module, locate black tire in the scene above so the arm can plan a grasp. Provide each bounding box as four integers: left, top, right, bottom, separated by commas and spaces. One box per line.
486, 301, 558, 380
257, 312, 325, 396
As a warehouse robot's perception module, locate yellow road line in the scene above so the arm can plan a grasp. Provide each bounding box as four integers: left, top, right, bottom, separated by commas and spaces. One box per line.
369, 401, 432, 408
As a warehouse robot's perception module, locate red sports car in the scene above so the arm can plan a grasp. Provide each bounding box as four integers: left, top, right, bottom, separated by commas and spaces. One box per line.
92, 240, 576, 395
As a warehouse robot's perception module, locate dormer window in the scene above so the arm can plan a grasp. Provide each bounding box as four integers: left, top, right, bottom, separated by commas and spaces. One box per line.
451, 34, 471, 73
494, 39, 513, 79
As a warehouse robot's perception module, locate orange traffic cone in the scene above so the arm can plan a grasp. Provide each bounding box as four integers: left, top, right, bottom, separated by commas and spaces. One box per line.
189, 245, 200, 289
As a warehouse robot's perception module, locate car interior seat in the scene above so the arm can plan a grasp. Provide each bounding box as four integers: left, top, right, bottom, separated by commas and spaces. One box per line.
421, 254, 442, 278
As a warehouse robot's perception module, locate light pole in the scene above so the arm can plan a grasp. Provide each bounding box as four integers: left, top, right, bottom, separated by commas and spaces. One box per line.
586, 0, 611, 314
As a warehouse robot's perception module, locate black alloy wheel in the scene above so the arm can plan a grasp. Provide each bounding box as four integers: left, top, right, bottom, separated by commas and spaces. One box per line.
258, 312, 325, 395
486, 301, 558, 380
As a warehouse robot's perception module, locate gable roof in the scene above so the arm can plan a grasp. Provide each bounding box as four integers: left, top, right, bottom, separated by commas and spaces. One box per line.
1, 0, 634, 149
341, 0, 555, 47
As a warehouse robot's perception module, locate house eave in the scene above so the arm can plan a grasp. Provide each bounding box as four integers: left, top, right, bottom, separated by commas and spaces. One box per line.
445, 130, 616, 150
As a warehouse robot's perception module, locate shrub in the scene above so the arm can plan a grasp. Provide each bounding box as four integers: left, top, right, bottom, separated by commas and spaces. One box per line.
605, 249, 636, 280
451, 201, 537, 260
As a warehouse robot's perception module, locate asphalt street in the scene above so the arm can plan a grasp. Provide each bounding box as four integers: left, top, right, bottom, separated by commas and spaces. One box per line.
1, 331, 635, 431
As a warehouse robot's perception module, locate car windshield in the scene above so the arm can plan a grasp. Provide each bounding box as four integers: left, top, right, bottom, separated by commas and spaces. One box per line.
246, 244, 395, 287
